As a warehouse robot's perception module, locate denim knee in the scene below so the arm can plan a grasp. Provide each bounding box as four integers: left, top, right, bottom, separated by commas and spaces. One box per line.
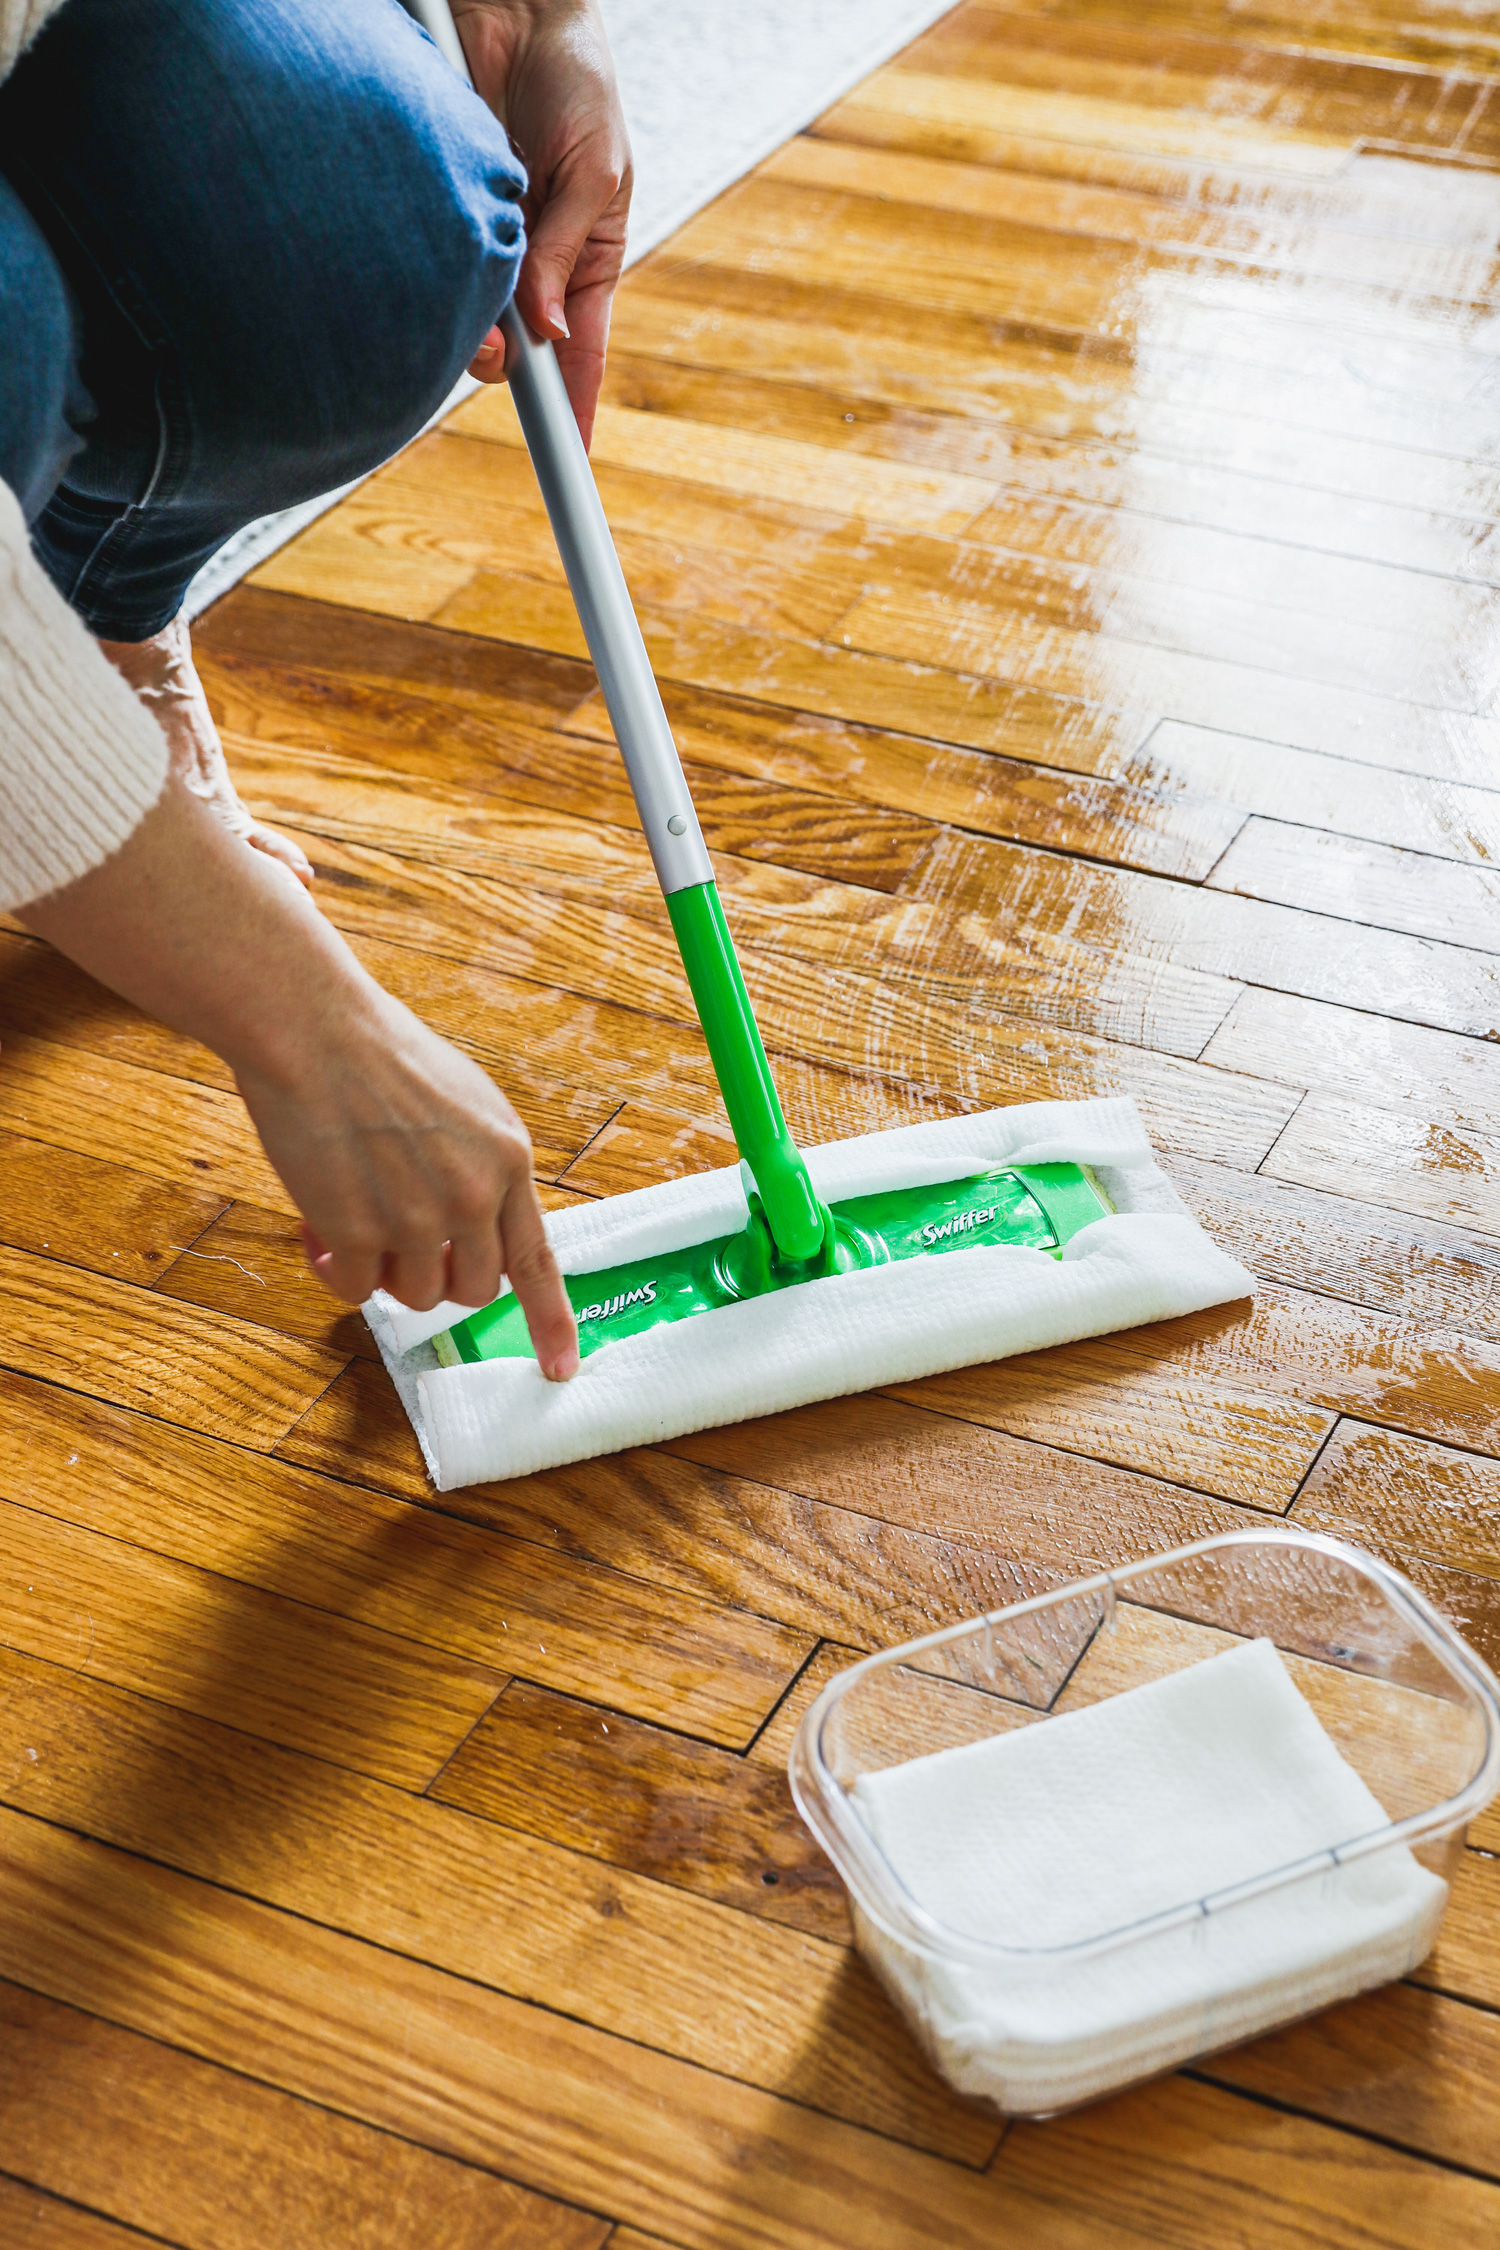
0, 172, 90, 522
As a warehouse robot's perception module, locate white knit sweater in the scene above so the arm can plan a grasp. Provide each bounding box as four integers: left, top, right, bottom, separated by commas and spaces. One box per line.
0, 0, 170, 910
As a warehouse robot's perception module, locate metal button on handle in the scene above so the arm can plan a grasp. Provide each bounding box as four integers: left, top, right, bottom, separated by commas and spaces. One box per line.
667, 814, 687, 835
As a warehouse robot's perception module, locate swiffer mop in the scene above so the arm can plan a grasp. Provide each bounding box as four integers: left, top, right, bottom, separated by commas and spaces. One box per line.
369, 2, 1255, 1486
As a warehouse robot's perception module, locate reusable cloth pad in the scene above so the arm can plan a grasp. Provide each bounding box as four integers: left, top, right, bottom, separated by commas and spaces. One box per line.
365, 1095, 1254, 1490
852, 1638, 1447, 2115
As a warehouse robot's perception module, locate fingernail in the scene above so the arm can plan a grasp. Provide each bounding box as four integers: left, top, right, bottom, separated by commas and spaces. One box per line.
550, 1346, 580, 1382
546, 300, 570, 339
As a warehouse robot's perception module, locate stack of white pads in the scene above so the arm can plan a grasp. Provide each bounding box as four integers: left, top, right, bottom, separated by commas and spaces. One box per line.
366, 1094, 1256, 1490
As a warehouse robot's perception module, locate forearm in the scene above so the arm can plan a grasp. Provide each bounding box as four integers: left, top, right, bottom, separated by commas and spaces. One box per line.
18, 769, 383, 1088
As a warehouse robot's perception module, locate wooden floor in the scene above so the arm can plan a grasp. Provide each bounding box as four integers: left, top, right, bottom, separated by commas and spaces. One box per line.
3, 1, 1500, 2241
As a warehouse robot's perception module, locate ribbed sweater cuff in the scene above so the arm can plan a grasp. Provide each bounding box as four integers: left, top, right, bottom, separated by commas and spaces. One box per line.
0, 480, 169, 911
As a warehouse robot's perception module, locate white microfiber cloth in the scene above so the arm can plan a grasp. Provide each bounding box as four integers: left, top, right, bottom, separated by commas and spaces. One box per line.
365, 1095, 1254, 1490
851, 1639, 1447, 2114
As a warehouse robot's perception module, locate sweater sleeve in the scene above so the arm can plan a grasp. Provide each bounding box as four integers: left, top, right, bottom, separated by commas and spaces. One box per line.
0, 478, 169, 912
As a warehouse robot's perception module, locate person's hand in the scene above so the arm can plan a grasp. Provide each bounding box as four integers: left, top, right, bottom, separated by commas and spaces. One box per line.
20, 767, 580, 1375
238, 989, 579, 1373
454, 0, 631, 446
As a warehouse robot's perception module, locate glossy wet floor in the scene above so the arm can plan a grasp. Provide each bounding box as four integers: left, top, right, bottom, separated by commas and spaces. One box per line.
2, 2, 1499, 2244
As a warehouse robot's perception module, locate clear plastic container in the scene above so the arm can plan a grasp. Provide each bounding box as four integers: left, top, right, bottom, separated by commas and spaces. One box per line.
789, 1528, 1500, 2117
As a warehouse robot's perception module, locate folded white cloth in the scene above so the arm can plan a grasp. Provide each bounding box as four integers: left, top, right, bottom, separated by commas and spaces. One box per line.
851, 1638, 1446, 2114
365, 1095, 1254, 1490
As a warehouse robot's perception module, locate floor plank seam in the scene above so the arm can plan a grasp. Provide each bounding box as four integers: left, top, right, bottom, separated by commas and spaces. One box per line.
0, 1963, 619, 2231
1180, 2067, 1500, 2191
0, 2165, 189, 2249
0, 1806, 985, 2171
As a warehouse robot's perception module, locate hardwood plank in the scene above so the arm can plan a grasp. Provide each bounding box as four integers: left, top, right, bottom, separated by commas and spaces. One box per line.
612, 273, 1500, 611
0, 1368, 802, 1748
993, 2072, 1500, 2249
1419, 1849, 1500, 2005
0, 1244, 342, 1449
0, 1494, 498, 1787
199, 591, 1219, 882
1267, 1093, 1500, 1239
332, 931, 955, 1154
598, 351, 1500, 589
0, 1648, 983, 2162
155, 1203, 382, 1361
0, 1808, 1109, 2250
664, 175, 1492, 420
902, 1279, 1500, 1467
664, 1387, 1306, 1536
256, 468, 1163, 769
820, 62, 1355, 176
356, 905, 1290, 1178
557, 1105, 736, 1195
560, 680, 1243, 884
903, 8, 1499, 159
223, 709, 937, 900
904, 826, 1500, 1040
1292, 1419, 1500, 1590
767, 132, 1500, 305
1152, 736, 1500, 870
1209, 820, 1500, 952
1168, 1155, 1500, 1342
201, 578, 1140, 795
0, 1133, 224, 1287
1200, 985, 1500, 1143
0, 1980, 603, 2250
0, 928, 235, 1092
288, 815, 1245, 1074
1202, 1983, 1500, 2181
747, 1642, 864, 1770
844, 574, 1500, 792
430, 1679, 852, 1944
281, 1361, 1102, 1664
447, 389, 1004, 536
960, 0, 1500, 84
0, 2175, 161, 2250
0, 1032, 292, 1210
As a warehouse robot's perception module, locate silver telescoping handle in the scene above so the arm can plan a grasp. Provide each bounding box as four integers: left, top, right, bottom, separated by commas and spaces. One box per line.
403, 0, 711, 894
498, 307, 713, 894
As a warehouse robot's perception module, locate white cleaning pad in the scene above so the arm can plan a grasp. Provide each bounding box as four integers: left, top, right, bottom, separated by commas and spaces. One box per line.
852, 1639, 1446, 2114
365, 1096, 1254, 1490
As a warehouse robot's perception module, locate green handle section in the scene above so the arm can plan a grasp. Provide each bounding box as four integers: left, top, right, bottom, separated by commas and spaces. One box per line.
666, 881, 828, 1264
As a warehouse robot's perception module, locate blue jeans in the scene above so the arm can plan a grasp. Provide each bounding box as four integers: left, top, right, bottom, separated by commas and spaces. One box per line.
0, 0, 526, 638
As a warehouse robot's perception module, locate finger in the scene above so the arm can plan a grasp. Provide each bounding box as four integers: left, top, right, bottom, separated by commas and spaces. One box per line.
467, 324, 509, 385
498, 1177, 578, 1381
445, 1222, 505, 1315
302, 1224, 384, 1307
381, 1242, 449, 1314
549, 276, 614, 449
514, 167, 607, 341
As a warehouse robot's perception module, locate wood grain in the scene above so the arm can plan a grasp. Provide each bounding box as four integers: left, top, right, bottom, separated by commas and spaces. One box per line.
993, 2073, 1500, 2248
0, 2176, 162, 2250
0, 1368, 804, 1747
1293, 1420, 1500, 1588
0, 1132, 224, 1287
0, 1491, 501, 1787
1201, 1983, 1500, 2180
430, 1677, 853, 1947
0, 1243, 343, 1448
10, 0, 1500, 2231
0, 1647, 980, 2160
0, 1810, 1115, 2250
0, 1979, 605, 2250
